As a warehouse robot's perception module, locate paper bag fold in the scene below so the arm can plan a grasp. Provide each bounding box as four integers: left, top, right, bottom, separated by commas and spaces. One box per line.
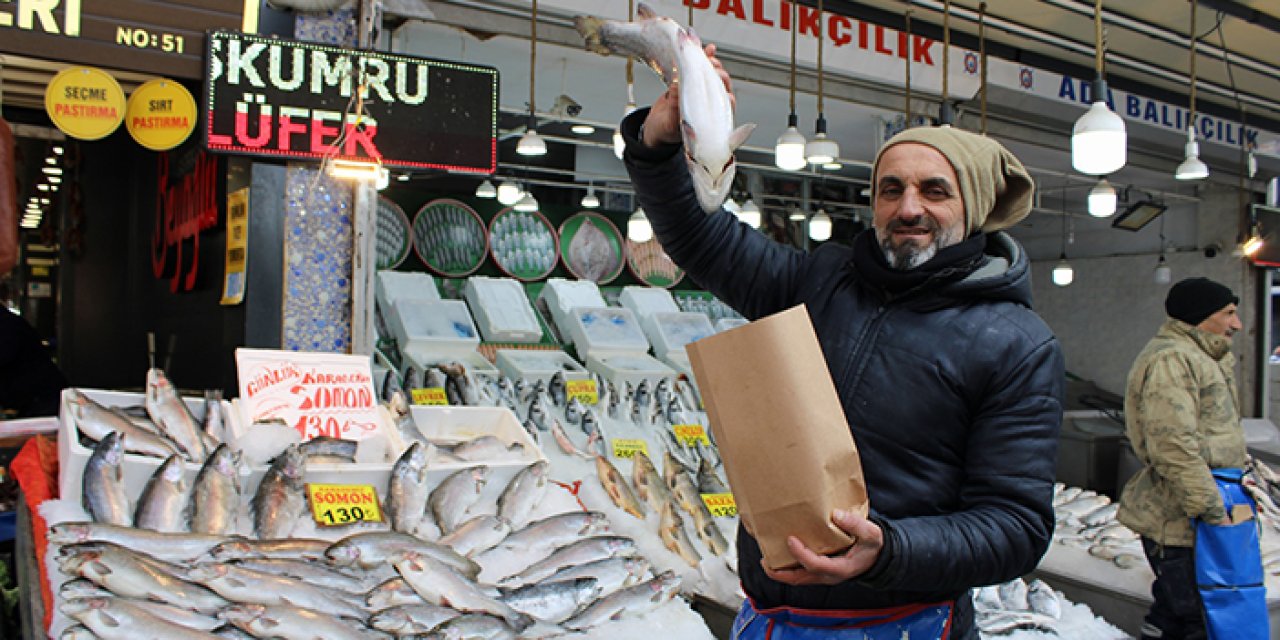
687, 304, 869, 571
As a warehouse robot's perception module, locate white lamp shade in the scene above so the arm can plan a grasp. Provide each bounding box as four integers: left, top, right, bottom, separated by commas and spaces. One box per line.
805, 134, 840, 165
722, 199, 741, 214
789, 207, 806, 221
1175, 130, 1209, 180
1154, 260, 1172, 284
809, 209, 833, 241
581, 191, 600, 208
475, 179, 497, 199
517, 130, 547, 156
775, 126, 808, 171
1087, 179, 1117, 217
1071, 101, 1127, 175
571, 124, 596, 135
514, 192, 539, 212
1052, 259, 1074, 286
496, 180, 523, 205
613, 129, 626, 160
628, 209, 653, 242
737, 199, 761, 228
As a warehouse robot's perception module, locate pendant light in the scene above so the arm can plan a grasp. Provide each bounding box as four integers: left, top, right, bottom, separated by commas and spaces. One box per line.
1175, 0, 1208, 180
496, 180, 523, 205
1071, 0, 1126, 175
1052, 210, 1074, 287
517, 0, 547, 156
581, 183, 600, 209
809, 208, 833, 241
774, 0, 806, 171
475, 179, 497, 199
1154, 215, 1172, 284
804, 0, 839, 165
628, 207, 653, 242
514, 189, 539, 212
938, 0, 955, 126
738, 197, 761, 229
613, 0, 638, 160
1088, 178, 1116, 217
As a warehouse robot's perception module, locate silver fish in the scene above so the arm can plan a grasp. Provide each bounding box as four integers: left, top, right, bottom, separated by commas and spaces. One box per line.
500, 576, 602, 623
633, 380, 650, 413
82, 432, 131, 526
145, 367, 208, 462
67, 390, 181, 458
631, 451, 672, 513
186, 563, 367, 619
203, 389, 225, 444
388, 441, 432, 533
450, 435, 526, 462
562, 570, 682, 631
393, 551, 533, 630
220, 603, 380, 640
367, 577, 423, 609
326, 530, 480, 579
542, 556, 651, 598
696, 456, 729, 494
521, 417, 542, 446
498, 461, 549, 528
659, 499, 702, 567
299, 435, 358, 461
527, 395, 549, 430
439, 514, 512, 558
190, 443, 241, 535
551, 418, 590, 458
997, 578, 1030, 610
431, 465, 489, 534
595, 455, 646, 519
207, 537, 328, 562
548, 371, 567, 407
59, 625, 97, 640
107, 597, 223, 631
501, 536, 638, 586
1026, 579, 1062, 619
59, 544, 227, 613
490, 511, 612, 559
133, 454, 188, 532
389, 390, 428, 444
49, 522, 229, 563
370, 603, 461, 635
426, 613, 518, 639
60, 597, 223, 640
230, 557, 373, 594
252, 444, 307, 539
566, 397, 584, 425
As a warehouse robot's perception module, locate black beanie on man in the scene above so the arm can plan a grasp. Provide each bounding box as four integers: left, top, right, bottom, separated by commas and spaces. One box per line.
1165, 277, 1238, 326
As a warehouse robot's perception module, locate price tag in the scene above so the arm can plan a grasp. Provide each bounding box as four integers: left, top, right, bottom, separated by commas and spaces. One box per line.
672, 424, 710, 447
565, 379, 598, 405
307, 483, 383, 526
611, 439, 649, 459
701, 493, 738, 517
410, 387, 448, 405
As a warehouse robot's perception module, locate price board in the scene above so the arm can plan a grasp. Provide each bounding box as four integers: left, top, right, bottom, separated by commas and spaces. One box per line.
565, 379, 598, 405
672, 424, 711, 447
307, 483, 383, 526
611, 439, 649, 459
410, 387, 449, 405
701, 492, 738, 517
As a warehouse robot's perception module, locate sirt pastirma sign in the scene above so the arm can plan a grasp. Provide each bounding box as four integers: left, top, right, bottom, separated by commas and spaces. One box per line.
203, 30, 498, 174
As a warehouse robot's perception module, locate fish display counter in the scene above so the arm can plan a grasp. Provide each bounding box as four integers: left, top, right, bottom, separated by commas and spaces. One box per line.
28, 365, 737, 639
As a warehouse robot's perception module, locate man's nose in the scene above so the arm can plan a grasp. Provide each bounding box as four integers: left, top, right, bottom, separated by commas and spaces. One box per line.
897, 188, 926, 218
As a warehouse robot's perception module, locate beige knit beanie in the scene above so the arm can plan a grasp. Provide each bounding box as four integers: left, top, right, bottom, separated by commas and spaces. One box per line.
872, 126, 1035, 235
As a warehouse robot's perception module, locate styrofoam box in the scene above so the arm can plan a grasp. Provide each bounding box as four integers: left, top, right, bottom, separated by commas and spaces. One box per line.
408, 405, 546, 471
494, 349, 588, 385
463, 277, 543, 343
390, 299, 481, 356
714, 317, 749, 333
564, 306, 650, 360
619, 286, 681, 320
376, 270, 441, 312
641, 311, 715, 360
586, 352, 677, 391
402, 349, 500, 384
536, 279, 606, 345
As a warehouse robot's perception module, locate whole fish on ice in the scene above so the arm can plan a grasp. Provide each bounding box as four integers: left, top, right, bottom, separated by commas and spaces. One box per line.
576, 3, 755, 213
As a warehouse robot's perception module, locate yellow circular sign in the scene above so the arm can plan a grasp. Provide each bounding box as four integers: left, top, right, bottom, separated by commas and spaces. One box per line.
44, 67, 126, 141
126, 78, 198, 151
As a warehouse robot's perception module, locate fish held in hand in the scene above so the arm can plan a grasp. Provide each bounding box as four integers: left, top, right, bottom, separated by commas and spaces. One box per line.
575, 3, 755, 213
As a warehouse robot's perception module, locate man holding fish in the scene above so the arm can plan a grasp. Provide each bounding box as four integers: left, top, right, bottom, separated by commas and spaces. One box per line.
588, 5, 1064, 638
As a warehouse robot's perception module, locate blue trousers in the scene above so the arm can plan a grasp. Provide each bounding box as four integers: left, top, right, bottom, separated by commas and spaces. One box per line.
730, 597, 959, 640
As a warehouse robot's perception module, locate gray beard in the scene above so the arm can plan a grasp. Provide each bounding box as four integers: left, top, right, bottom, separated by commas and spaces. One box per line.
875, 224, 962, 270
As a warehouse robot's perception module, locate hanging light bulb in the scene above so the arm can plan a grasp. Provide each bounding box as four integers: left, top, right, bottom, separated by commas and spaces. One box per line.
775, 0, 807, 172
805, 0, 839, 166
1087, 179, 1116, 217
375, 167, 391, 191
519, 0, 547, 158
1071, 0, 1127, 175
571, 123, 596, 135
809, 209, 833, 241
517, 128, 547, 156
497, 180, 523, 205
628, 207, 653, 243
1175, 126, 1209, 180
581, 186, 600, 209
789, 207, 806, 221
738, 198, 761, 229
1153, 254, 1172, 284
1052, 255, 1074, 286
514, 190, 539, 212
475, 179, 498, 199
613, 101, 637, 160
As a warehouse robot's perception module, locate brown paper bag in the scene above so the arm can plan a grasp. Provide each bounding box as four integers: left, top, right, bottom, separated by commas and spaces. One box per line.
686, 304, 869, 571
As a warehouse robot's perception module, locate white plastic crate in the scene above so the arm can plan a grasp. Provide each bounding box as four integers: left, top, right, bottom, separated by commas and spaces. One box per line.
536, 279, 606, 345
641, 311, 716, 360
401, 349, 500, 382
715, 317, 749, 332
494, 349, 588, 385
463, 277, 543, 343
585, 352, 677, 392
405, 405, 546, 471
389, 299, 481, 356
619, 286, 680, 320
564, 306, 650, 360
376, 270, 441, 312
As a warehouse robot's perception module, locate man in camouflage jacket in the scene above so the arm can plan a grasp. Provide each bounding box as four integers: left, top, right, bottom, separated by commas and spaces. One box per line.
1118, 276, 1246, 640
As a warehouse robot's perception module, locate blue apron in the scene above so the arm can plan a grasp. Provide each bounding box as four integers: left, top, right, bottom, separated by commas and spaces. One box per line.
731, 597, 954, 640
1194, 468, 1270, 640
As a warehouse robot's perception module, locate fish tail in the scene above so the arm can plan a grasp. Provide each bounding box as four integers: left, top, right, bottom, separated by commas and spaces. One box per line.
574, 16, 613, 56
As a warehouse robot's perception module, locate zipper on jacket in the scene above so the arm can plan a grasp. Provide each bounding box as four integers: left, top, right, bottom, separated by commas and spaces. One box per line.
844, 304, 891, 395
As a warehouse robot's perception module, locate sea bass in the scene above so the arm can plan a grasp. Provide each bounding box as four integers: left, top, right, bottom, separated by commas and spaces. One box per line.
576, 3, 755, 213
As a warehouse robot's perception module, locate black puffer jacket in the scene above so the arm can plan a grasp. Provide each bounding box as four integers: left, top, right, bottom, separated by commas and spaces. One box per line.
623, 110, 1064, 630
